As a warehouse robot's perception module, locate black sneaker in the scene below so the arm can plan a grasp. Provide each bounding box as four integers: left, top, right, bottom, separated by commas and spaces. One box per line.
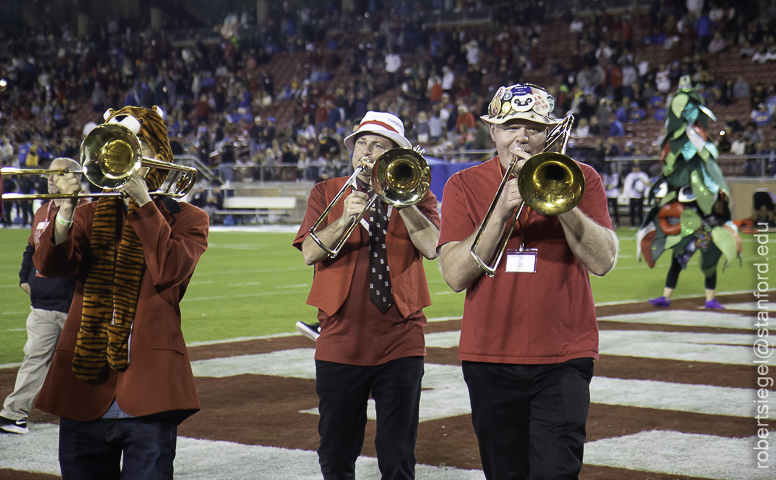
296, 321, 320, 341
0, 415, 29, 434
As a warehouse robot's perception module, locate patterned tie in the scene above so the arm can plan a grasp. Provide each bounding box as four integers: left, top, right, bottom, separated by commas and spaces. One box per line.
369, 200, 394, 314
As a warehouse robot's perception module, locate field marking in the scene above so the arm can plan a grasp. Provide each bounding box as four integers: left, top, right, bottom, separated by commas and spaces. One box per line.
182, 290, 308, 302
209, 225, 300, 233
585, 431, 769, 480
191, 349, 756, 419
193, 266, 311, 276
228, 282, 263, 287
187, 332, 301, 347
427, 316, 463, 323
726, 302, 769, 311
599, 330, 758, 365
426, 328, 760, 366
598, 310, 757, 329
594, 290, 757, 306
591, 376, 754, 417
0, 423, 486, 480
0, 424, 770, 479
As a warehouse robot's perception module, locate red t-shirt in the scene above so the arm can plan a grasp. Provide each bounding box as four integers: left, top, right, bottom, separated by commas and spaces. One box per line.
294, 178, 440, 366
438, 157, 613, 364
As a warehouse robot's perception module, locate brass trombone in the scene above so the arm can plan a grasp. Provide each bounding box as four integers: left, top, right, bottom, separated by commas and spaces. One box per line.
1, 123, 198, 200
308, 147, 431, 258
469, 115, 585, 276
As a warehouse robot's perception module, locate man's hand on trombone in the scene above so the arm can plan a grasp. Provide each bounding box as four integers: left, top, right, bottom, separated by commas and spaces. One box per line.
492, 146, 529, 224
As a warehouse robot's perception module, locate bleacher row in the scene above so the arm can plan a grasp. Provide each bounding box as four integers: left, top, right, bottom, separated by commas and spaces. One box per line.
236, 15, 775, 157
8, 14, 773, 163
522, 18, 776, 154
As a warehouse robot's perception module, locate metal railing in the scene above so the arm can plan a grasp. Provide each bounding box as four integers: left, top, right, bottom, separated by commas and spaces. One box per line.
178, 151, 776, 189
420, 9, 492, 28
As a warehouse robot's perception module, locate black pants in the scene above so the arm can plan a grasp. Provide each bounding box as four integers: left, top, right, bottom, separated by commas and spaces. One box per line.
59, 416, 177, 480
629, 197, 644, 227
1, 201, 12, 226
315, 357, 424, 480
666, 256, 717, 290
462, 358, 594, 480
607, 197, 620, 226
18, 200, 32, 225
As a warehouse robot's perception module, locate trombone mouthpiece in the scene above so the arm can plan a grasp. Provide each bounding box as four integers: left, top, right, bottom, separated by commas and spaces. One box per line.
359, 156, 374, 173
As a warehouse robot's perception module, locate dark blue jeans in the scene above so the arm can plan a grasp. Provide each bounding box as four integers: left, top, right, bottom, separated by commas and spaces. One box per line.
462, 358, 594, 480
315, 356, 424, 480
58, 416, 177, 480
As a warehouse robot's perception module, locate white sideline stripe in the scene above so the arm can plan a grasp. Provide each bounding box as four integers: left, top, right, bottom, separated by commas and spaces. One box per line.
593, 290, 757, 306
191, 349, 756, 419
182, 289, 308, 302
591, 377, 754, 417
194, 266, 310, 276
187, 331, 301, 346
184, 317, 464, 349
425, 329, 760, 366
427, 316, 463, 323
598, 310, 757, 329
598, 330, 758, 365
0, 425, 768, 479
726, 302, 769, 311
585, 431, 769, 480
209, 225, 300, 233
0, 423, 486, 479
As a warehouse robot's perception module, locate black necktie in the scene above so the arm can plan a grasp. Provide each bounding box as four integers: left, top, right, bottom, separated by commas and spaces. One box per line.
369, 200, 394, 314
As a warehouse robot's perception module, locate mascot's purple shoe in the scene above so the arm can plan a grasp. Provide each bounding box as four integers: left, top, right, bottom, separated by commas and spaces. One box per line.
705, 299, 725, 309
648, 296, 671, 308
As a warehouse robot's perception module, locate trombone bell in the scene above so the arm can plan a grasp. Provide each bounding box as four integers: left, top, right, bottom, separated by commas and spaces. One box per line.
81, 123, 143, 190
373, 148, 430, 209
518, 152, 585, 216
308, 147, 431, 258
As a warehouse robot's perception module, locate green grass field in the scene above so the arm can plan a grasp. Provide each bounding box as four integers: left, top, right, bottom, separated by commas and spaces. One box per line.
1, 227, 772, 365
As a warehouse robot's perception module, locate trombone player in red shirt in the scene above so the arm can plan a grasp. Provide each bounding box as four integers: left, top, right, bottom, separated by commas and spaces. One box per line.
293, 111, 439, 479
437, 84, 618, 479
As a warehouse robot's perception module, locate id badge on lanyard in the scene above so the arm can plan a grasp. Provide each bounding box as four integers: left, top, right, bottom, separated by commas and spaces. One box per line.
505, 245, 538, 273
504, 205, 537, 273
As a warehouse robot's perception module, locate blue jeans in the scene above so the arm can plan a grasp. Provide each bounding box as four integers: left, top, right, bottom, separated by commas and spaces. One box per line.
58, 416, 177, 480
315, 356, 424, 480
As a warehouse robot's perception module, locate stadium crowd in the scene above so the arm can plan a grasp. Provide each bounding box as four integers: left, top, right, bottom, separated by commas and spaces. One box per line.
1, 0, 775, 226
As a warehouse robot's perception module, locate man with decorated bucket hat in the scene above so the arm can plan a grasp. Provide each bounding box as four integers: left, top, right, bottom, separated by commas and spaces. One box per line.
437, 84, 618, 479
293, 111, 440, 479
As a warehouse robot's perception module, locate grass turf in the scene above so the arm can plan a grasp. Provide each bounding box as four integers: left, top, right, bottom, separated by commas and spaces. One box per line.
0, 227, 771, 365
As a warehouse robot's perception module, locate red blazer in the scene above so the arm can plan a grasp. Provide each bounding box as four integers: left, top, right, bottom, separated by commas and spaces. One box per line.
294, 177, 440, 317
33, 198, 209, 422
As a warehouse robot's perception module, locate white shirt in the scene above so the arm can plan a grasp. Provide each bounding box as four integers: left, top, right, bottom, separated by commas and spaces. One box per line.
623, 171, 651, 198
385, 53, 401, 73
603, 172, 620, 198
731, 139, 746, 155
442, 70, 455, 90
